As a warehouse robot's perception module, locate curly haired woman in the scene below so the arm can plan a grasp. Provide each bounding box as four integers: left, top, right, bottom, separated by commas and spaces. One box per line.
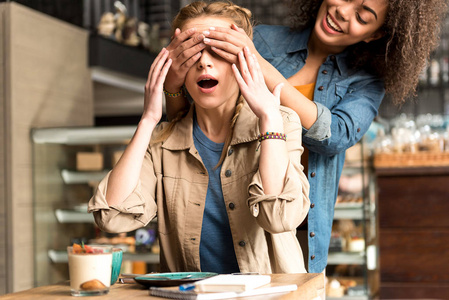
163, 0, 448, 275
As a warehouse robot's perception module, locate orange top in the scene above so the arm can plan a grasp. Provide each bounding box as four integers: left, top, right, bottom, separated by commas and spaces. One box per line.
294, 83, 315, 178
295, 82, 315, 101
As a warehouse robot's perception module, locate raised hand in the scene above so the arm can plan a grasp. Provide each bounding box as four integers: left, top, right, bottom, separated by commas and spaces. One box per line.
143, 48, 172, 124
232, 47, 283, 123
164, 28, 206, 93
204, 24, 258, 65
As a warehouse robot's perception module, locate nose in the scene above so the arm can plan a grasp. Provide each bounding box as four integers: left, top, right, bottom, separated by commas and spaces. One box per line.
197, 49, 213, 69
336, 3, 352, 22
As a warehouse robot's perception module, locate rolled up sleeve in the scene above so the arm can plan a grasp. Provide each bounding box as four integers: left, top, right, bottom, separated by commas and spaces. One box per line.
88, 151, 158, 233
302, 102, 332, 141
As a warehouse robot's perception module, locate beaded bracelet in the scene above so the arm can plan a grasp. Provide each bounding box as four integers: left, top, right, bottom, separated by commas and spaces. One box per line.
163, 86, 183, 98
258, 132, 287, 142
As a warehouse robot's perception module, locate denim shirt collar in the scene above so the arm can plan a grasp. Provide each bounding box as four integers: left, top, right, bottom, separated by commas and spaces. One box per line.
286, 27, 348, 76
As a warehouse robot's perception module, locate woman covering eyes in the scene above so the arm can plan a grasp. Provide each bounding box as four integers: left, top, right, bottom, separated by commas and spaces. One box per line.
164, 0, 448, 275
88, 1, 310, 274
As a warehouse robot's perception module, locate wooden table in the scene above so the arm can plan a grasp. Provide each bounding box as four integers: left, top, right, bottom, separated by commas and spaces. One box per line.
0, 274, 323, 300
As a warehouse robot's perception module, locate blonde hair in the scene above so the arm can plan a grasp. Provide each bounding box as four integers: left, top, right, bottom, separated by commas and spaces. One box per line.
153, 1, 253, 167
172, 1, 253, 39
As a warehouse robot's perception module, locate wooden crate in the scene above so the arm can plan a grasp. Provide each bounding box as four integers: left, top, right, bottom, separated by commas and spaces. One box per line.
374, 152, 449, 168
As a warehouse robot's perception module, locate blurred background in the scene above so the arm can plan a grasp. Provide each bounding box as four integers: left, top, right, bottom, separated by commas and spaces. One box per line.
1, 0, 449, 299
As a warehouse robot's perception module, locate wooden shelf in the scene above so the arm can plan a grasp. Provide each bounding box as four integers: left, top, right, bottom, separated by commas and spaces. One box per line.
334, 203, 364, 220
55, 209, 94, 223
327, 252, 365, 265
61, 169, 110, 184
31, 126, 135, 145
89, 34, 157, 79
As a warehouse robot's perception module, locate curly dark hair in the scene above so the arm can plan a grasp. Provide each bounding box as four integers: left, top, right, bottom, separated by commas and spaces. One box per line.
288, 0, 448, 105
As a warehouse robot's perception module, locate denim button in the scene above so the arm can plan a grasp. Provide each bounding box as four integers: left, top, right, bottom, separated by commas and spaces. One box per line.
318, 86, 324, 91
229, 202, 235, 210
310, 172, 316, 177
311, 255, 316, 260
225, 169, 232, 177
310, 232, 315, 237
310, 203, 315, 208
322, 70, 328, 74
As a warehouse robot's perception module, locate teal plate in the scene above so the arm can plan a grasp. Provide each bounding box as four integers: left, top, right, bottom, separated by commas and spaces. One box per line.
134, 272, 218, 287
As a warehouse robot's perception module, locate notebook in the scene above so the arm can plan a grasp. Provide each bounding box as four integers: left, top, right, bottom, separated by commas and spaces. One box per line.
149, 284, 298, 300
194, 274, 271, 292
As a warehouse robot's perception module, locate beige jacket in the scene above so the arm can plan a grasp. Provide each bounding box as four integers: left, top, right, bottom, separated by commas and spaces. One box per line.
88, 101, 310, 273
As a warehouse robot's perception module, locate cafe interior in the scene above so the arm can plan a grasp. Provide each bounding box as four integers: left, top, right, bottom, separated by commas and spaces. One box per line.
1, 0, 449, 299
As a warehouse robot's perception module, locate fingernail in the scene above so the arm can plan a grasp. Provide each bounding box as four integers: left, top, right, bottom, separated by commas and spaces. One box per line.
199, 43, 206, 47
203, 31, 210, 35
203, 38, 210, 43
209, 27, 215, 30
211, 46, 217, 50
245, 46, 250, 51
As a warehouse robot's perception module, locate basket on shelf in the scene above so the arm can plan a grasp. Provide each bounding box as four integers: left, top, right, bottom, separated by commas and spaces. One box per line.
373, 152, 449, 168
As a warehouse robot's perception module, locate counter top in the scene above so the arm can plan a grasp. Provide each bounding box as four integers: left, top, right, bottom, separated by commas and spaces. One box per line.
0, 273, 323, 300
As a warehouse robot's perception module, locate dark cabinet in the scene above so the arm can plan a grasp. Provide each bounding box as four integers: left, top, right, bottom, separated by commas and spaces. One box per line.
376, 167, 449, 298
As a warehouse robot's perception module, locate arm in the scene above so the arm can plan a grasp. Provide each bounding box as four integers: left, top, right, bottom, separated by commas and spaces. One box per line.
88, 49, 172, 232
233, 47, 287, 195
304, 78, 385, 155
233, 47, 309, 234
205, 27, 384, 155
106, 49, 171, 206
204, 26, 318, 129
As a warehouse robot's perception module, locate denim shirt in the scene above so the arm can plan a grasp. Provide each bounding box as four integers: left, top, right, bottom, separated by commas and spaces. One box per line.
253, 25, 385, 273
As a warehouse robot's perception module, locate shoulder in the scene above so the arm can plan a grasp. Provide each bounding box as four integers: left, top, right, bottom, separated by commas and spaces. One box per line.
253, 25, 296, 43
253, 25, 300, 54
152, 121, 169, 135
254, 24, 292, 36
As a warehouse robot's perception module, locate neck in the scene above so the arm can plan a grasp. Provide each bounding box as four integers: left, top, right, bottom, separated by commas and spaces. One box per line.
308, 30, 346, 59
195, 105, 234, 144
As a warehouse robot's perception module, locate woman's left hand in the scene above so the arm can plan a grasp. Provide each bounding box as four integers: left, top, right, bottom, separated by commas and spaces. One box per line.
232, 47, 283, 123
204, 24, 258, 65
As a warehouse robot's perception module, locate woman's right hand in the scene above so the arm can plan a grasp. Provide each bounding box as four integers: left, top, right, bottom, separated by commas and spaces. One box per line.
143, 48, 172, 124
164, 28, 206, 93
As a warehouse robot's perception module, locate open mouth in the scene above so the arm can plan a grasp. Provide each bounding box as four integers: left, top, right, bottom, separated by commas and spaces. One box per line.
326, 14, 343, 33
197, 78, 218, 89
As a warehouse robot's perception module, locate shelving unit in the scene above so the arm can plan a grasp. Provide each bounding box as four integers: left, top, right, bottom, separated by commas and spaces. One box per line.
32, 125, 160, 286
48, 250, 159, 264
325, 141, 376, 299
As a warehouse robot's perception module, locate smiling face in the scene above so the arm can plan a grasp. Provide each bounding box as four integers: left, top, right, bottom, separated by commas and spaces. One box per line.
313, 0, 388, 53
182, 17, 240, 112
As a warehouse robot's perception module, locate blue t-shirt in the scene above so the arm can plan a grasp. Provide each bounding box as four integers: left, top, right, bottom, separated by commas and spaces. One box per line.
193, 117, 240, 274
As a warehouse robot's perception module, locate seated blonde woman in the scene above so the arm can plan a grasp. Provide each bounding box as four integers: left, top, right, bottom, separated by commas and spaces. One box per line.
88, 1, 310, 274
